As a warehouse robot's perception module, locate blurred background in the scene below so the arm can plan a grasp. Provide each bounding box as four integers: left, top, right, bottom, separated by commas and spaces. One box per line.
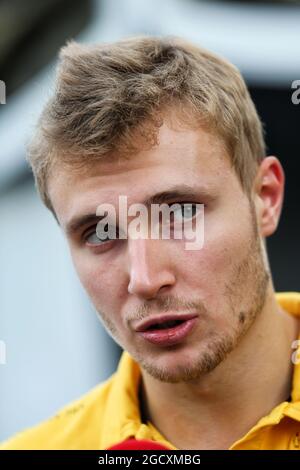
0, 0, 299, 441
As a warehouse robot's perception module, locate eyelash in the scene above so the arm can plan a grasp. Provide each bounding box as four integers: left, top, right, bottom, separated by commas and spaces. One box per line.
82, 201, 204, 247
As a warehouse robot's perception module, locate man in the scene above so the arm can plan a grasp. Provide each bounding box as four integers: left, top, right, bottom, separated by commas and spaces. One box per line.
1, 36, 299, 450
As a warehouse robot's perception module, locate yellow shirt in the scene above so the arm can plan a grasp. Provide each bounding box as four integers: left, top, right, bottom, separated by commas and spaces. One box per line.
1, 292, 300, 450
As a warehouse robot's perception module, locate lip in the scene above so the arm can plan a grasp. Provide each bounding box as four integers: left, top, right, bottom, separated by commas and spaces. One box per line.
135, 313, 198, 347
135, 313, 198, 332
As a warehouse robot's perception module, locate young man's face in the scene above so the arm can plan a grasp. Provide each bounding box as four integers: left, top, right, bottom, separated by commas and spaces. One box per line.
49, 119, 270, 383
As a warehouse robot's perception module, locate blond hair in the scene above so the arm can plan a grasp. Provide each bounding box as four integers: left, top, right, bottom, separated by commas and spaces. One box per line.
27, 36, 266, 213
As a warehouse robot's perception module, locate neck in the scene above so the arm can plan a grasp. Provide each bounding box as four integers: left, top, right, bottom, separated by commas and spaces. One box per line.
139, 287, 299, 450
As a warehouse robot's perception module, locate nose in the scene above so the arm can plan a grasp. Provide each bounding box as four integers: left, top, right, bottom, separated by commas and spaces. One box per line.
127, 238, 176, 299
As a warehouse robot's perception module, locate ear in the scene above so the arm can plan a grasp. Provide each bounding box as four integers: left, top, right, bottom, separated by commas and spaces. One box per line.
253, 156, 285, 238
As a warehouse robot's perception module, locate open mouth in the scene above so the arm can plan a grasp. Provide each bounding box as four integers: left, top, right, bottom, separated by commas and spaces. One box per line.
136, 315, 198, 346
145, 319, 185, 330
135, 313, 198, 333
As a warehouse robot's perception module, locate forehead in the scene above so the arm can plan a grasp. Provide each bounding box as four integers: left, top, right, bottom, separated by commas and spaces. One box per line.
48, 121, 234, 229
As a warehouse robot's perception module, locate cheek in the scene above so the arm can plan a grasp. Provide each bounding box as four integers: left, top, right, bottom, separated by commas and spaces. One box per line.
71, 250, 123, 309
177, 235, 236, 289
203, 206, 252, 276
176, 216, 250, 305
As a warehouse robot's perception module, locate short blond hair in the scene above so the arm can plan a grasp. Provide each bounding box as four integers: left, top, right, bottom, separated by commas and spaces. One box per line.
27, 35, 266, 213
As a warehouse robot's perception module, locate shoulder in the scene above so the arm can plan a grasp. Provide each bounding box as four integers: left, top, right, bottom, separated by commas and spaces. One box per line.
0, 374, 115, 450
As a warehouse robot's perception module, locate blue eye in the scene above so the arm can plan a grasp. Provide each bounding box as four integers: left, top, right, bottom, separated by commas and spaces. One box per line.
85, 224, 116, 246
172, 203, 199, 222
86, 231, 108, 245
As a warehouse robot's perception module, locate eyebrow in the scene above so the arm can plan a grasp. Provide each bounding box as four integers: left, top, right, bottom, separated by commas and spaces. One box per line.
65, 184, 215, 236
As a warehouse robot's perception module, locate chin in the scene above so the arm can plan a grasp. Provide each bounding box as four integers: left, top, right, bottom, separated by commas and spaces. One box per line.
138, 348, 215, 383
138, 335, 236, 383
